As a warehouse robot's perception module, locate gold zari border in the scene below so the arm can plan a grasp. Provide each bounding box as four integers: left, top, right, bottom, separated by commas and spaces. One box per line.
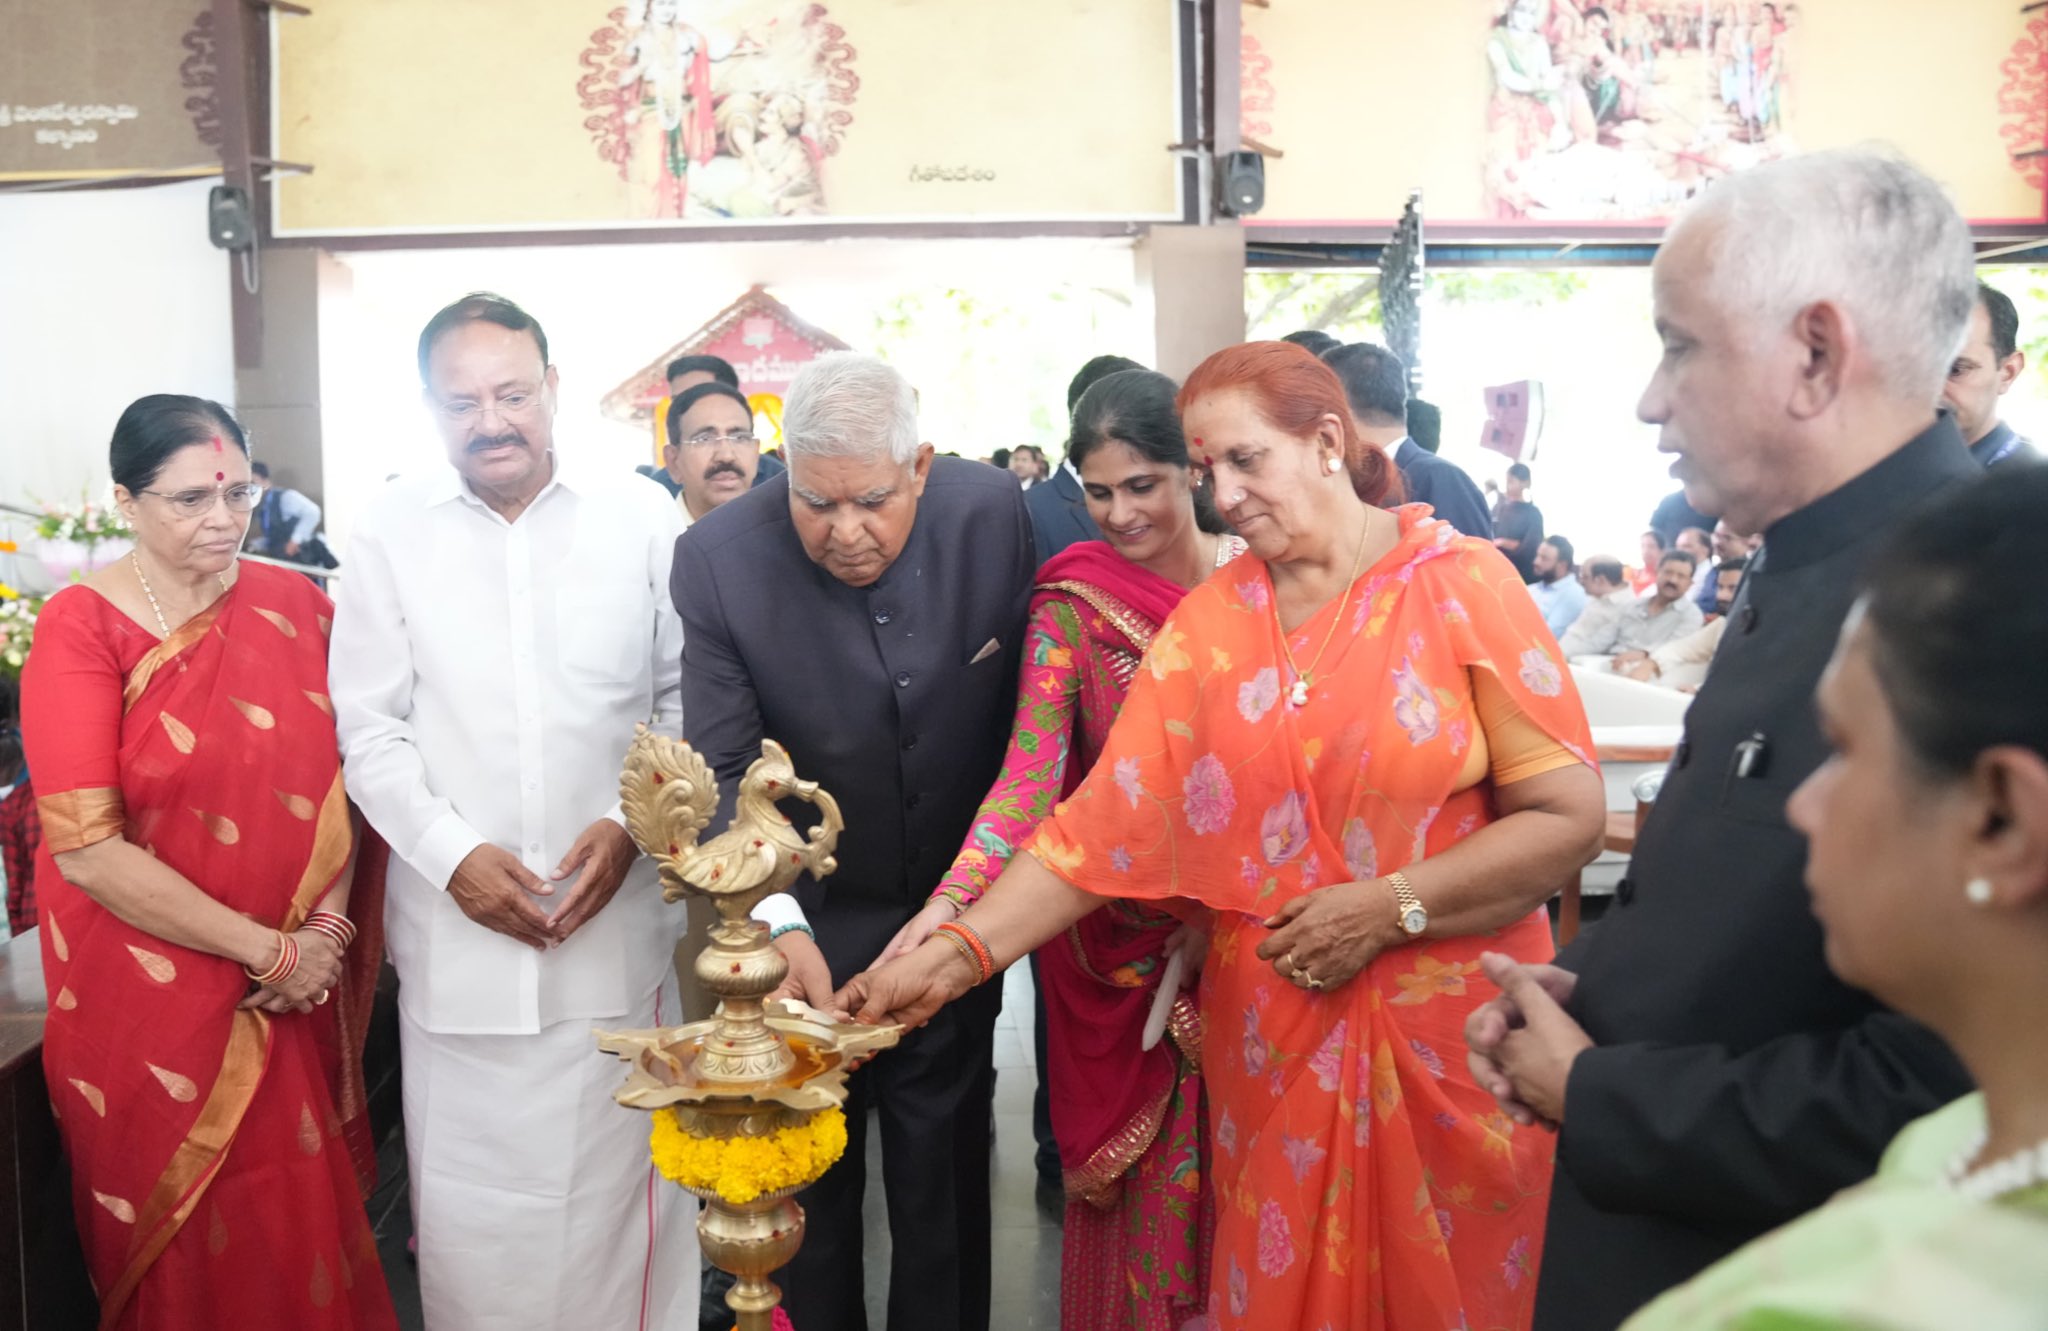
98, 1009, 269, 1327
121, 598, 225, 714
1038, 581, 1156, 655
36, 787, 126, 853
1063, 1086, 1173, 1211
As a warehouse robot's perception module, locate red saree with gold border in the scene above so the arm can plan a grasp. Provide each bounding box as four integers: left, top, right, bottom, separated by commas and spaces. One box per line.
23, 564, 393, 1330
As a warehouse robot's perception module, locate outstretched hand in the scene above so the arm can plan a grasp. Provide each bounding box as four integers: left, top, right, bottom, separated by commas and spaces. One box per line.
829, 939, 979, 1030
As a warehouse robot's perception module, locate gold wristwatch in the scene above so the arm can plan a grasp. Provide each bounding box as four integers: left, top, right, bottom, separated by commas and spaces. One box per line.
1388, 871, 1428, 937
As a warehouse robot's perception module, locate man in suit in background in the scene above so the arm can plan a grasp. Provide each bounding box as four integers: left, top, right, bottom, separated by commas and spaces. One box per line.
1025, 354, 1143, 561
1942, 281, 2039, 468
1467, 148, 1977, 1330
672, 352, 1034, 1331
1323, 341, 1493, 538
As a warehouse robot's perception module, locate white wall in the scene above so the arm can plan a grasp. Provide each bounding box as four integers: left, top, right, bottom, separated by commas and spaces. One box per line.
317, 235, 1139, 549
0, 180, 235, 520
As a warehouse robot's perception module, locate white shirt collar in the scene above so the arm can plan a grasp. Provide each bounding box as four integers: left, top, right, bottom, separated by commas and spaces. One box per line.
426, 451, 581, 513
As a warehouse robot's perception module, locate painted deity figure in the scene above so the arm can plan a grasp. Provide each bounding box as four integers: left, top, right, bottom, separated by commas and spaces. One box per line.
1486, 0, 1595, 214
618, 0, 736, 217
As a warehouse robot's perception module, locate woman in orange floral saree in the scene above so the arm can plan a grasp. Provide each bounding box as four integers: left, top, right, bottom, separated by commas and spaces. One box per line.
840, 344, 1605, 1330
23, 396, 393, 1330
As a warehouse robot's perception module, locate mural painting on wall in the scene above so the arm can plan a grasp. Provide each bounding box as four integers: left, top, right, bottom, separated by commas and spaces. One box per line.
600, 286, 850, 462
579, 1, 859, 221
1485, 0, 1796, 220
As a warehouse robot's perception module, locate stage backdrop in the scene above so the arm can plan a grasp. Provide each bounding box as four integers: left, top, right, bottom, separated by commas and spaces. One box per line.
0, 1, 219, 181
1241, 0, 2048, 228
272, 0, 1184, 235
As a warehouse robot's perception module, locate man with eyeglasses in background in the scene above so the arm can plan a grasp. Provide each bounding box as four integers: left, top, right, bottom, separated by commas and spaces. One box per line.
329, 292, 702, 1330
637, 352, 787, 495
650, 381, 761, 528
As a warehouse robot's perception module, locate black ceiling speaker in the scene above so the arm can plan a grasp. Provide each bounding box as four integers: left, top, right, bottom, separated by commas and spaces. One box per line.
1217, 150, 1265, 218
208, 184, 254, 250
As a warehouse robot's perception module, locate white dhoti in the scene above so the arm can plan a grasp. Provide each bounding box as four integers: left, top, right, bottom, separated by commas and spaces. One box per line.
400, 976, 699, 1331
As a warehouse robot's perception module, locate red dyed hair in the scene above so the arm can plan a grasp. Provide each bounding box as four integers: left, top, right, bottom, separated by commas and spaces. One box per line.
1177, 341, 1404, 506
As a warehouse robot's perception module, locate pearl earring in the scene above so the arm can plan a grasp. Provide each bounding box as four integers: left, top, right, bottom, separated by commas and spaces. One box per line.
1965, 877, 1994, 906
1326, 457, 1343, 475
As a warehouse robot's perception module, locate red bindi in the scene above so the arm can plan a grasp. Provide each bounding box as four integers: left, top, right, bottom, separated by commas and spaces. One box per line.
215, 472, 225, 481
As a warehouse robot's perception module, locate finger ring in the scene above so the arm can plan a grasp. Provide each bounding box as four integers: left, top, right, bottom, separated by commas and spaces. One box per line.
1303, 974, 1326, 991
315, 989, 330, 1005
1281, 951, 1299, 975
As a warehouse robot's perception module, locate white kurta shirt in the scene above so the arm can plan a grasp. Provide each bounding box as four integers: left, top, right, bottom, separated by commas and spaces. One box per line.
331, 459, 686, 1035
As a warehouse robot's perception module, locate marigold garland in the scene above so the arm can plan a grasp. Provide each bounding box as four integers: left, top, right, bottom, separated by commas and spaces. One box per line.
649, 1106, 848, 1205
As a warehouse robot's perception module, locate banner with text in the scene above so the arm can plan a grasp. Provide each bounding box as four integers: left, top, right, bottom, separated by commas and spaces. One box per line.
0, 2, 220, 181
273, 0, 1184, 235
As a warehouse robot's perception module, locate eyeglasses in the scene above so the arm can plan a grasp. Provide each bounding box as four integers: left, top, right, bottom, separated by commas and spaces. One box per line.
433, 392, 542, 424
681, 429, 758, 450
139, 483, 263, 518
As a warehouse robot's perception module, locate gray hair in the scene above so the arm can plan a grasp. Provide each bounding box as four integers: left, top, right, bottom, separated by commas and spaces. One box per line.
1670, 148, 1976, 403
782, 352, 919, 466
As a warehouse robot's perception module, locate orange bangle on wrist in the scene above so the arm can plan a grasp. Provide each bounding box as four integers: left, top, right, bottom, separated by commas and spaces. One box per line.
934, 921, 995, 986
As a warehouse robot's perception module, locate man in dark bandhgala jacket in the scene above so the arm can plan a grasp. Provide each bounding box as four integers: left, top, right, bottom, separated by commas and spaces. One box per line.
672, 352, 1033, 1331
1024, 354, 1142, 562
1467, 149, 1977, 1330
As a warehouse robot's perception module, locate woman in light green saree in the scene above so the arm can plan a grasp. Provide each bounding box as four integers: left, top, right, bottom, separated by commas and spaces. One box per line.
1625, 467, 2048, 1331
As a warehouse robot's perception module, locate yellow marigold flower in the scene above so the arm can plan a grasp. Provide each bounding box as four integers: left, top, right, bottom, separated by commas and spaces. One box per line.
649, 1106, 848, 1205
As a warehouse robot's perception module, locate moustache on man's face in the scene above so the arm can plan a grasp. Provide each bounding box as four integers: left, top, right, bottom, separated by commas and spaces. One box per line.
702, 461, 746, 482
468, 431, 526, 453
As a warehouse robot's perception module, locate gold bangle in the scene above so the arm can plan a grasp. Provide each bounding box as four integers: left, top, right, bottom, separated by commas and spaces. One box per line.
932, 927, 985, 985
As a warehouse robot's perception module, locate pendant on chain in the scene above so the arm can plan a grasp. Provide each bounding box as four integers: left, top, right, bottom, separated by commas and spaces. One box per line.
1289, 678, 1310, 707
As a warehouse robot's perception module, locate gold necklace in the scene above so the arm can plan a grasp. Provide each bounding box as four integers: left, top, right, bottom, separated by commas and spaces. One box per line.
1278, 509, 1374, 708
130, 551, 231, 639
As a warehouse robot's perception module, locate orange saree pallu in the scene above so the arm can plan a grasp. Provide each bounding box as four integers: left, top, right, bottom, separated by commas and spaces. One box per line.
1032, 510, 1597, 1331
25, 566, 393, 1330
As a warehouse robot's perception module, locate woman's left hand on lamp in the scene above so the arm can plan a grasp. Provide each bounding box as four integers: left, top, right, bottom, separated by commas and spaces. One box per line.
1255, 878, 1403, 991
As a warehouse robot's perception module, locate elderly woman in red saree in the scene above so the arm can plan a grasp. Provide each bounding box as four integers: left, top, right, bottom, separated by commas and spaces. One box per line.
876, 369, 1243, 1329
839, 342, 1606, 1330
22, 395, 394, 1330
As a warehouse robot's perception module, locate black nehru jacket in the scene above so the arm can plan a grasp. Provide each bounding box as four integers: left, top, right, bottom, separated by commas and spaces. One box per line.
673, 457, 1033, 1331
1534, 418, 1978, 1330
672, 456, 1035, 977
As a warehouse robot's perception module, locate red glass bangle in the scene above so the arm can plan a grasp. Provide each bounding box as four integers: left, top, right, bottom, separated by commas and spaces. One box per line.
245, 931, 298, 986
305, 909, 356, 950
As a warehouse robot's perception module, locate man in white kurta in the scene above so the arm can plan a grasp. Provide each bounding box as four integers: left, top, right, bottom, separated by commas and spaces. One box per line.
330, 294, 697, 1330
